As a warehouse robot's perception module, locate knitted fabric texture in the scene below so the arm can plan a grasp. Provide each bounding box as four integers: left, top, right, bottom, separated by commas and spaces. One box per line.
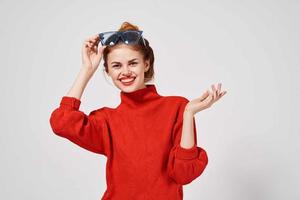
49, 84, 208, 200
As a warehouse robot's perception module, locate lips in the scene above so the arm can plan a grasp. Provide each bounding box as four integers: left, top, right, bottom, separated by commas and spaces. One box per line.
119, 77, 136, 86
119, 77, 136, 83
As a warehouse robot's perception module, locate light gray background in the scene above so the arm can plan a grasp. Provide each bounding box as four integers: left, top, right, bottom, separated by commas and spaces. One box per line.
0, 0, 299, 199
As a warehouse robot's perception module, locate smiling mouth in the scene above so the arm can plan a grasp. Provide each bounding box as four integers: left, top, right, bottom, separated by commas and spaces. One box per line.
119, 77, 136, 82
119, 77, 136, 85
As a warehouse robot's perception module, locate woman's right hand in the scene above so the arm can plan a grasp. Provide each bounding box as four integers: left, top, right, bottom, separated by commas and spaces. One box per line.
81, 34, 107, 73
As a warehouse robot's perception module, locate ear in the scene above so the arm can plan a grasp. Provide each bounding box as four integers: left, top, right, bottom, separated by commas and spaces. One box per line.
144, 60, 150, 72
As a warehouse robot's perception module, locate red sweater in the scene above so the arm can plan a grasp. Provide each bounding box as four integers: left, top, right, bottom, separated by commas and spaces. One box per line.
49, 84, 208, 200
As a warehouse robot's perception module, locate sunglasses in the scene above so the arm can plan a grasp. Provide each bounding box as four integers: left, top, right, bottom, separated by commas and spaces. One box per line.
98, 30, 146, 47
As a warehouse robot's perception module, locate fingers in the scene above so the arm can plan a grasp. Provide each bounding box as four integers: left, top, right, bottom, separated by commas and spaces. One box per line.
216, 83, 227, 99
98, 45, 107, 54
196, 83, 226, 110
211, 84, 217, 100
220, 91, 227, 97
203, 91, 213, 107
85, 34, 100, 42
84, 34, 101, 52
217, 83, 221, 96
199, 90, 210, 101
210, 83, 227, 101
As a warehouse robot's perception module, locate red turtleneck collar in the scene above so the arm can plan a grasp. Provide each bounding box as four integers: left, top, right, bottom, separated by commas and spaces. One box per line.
119, 84, 162, 108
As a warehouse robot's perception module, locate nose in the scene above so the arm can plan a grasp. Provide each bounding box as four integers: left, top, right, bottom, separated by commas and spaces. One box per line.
122, 66, 132, 75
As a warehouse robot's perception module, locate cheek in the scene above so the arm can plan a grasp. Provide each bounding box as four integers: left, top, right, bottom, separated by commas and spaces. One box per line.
135, 65, 146, 75
109, 71, 120, 79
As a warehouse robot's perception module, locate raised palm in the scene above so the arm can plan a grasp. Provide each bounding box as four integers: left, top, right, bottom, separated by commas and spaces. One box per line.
186, 83, 227, 115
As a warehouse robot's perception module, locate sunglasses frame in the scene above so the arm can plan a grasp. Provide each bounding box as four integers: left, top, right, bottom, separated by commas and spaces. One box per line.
98, 30, 146, 47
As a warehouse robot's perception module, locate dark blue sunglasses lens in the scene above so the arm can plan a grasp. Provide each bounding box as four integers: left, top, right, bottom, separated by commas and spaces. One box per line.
122, 31, 141, 44
101, 33, 120, 46
100, 31, 142, 46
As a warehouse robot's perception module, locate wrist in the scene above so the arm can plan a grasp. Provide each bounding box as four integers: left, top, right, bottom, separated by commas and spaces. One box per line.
79, 67, 94, 78
183, 109, 194, 117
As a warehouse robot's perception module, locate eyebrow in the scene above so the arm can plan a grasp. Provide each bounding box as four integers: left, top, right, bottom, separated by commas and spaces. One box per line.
111, 58, 138, 64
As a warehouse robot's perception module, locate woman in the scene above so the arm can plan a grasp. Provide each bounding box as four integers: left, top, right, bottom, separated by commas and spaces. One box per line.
49, 21, 227, 200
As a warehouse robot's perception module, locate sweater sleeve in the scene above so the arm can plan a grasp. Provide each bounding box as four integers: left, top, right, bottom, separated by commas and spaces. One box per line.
49, 96, 110, 156
167, 98, 209, 185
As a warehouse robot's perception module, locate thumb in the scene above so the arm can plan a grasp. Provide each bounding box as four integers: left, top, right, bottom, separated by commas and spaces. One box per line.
199, 90, 210, 101
96, 45, 106, 61
98, 45, 107, 54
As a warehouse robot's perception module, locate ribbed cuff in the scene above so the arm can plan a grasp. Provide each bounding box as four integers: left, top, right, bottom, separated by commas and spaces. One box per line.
60, 96, 81, 110
175, 144, 199, 160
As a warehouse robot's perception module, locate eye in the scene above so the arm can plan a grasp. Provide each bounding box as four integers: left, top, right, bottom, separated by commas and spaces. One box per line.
130, 62, 137, 66
112, 65, 120, 68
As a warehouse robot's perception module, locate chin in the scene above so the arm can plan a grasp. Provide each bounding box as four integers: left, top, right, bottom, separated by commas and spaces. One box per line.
116, 81, 136, 93
120, 86, 135, 93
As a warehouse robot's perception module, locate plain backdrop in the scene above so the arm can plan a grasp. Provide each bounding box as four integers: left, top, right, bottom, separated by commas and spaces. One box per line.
0, 0, 299, 199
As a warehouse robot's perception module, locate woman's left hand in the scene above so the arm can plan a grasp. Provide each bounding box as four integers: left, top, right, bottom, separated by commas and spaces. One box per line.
185, 83, 227, 115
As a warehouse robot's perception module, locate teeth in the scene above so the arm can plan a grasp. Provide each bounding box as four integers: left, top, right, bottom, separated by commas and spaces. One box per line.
120, 77, 135, 83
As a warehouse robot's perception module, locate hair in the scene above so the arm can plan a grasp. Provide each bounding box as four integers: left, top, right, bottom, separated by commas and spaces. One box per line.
102, 21, 155, 83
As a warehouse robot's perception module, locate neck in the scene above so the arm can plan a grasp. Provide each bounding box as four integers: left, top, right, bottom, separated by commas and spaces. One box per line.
119, 84, 161, 108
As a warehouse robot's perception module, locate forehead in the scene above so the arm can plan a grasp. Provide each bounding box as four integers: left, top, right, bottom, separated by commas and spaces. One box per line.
107, 45, 143, 62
